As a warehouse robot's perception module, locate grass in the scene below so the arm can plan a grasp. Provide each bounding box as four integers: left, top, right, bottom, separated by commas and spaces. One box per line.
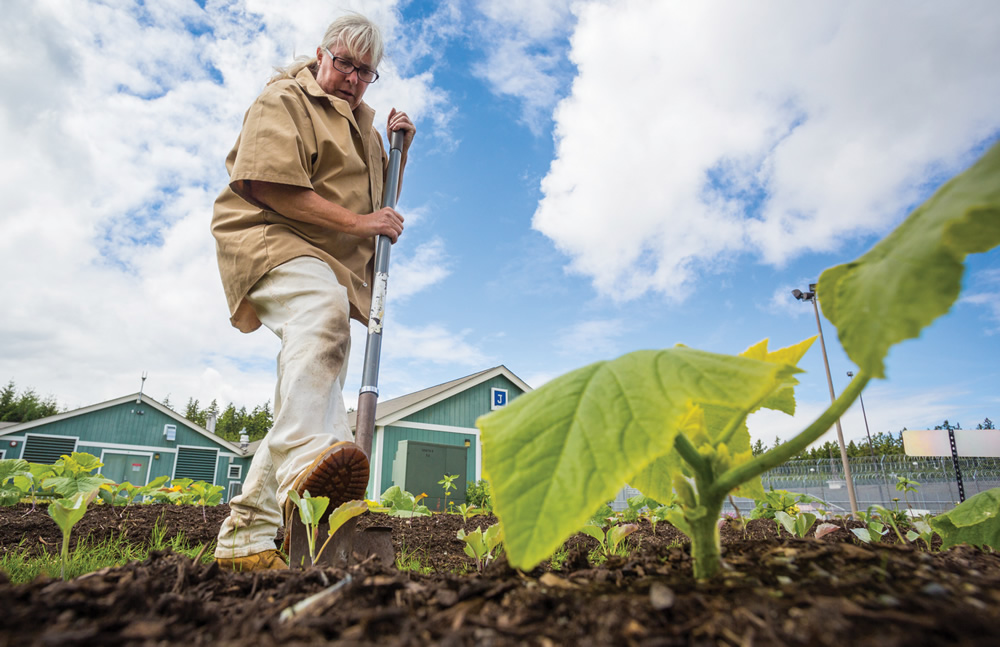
548, 546, 569, 571
395, 541, 432, 574
0, 516, 214, 585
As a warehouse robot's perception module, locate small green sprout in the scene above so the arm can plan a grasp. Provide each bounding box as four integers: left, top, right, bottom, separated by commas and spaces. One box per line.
774, 510, 818, 538
287, 490, 330, 565
580, 522, 639, 559
380, 486, 432, 518
456, 524, 503, 573
0, 458, 31, 506
190, 482, 225, 521
455, 502, 480, 522
438, 474, 459, 511
48, 489, 99, 579
895, 476, 920, 513
906, 517, 936, 550
851, 508, 889, 544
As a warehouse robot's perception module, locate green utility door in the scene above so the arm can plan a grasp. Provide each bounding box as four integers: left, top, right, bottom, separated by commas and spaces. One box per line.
103, 453, 151, 486
392, 441, 468, 511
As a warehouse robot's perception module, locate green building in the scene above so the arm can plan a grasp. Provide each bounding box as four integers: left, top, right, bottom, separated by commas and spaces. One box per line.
0, 393, 253, 502
349, 365, 530, 510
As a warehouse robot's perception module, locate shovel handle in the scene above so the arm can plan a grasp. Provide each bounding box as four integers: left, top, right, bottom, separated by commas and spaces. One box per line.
355, 128, 406, 459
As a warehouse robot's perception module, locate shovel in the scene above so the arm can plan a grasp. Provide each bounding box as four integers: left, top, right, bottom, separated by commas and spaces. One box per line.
288, 129, 405, 570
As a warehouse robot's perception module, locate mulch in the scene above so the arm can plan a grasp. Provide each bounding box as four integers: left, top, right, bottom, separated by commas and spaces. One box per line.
1, 503, 998, 646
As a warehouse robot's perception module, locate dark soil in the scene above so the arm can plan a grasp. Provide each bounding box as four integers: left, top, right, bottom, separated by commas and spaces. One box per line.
1, 503, 999, 646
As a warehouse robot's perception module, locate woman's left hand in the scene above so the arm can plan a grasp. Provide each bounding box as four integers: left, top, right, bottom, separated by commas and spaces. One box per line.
387, 108, 416, 153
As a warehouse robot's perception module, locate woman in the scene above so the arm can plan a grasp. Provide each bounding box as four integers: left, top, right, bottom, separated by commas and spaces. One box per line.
211, 12, 415, 571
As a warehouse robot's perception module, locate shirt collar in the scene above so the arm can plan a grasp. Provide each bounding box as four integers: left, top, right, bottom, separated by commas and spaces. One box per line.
294, 65, 375, 135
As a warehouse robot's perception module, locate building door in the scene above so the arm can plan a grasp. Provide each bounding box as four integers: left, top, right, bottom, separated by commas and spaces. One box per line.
103, 453, 151, 486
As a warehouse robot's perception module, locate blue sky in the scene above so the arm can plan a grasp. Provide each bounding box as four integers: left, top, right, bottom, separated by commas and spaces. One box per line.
1, 0, 998, 451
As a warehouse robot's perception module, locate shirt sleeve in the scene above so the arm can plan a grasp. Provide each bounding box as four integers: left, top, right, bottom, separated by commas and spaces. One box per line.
229, 82, 317, 205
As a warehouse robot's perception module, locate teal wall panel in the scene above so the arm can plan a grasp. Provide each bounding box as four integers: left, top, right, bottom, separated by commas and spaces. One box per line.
26, 402, 221, 451
0, 400, 249, 499
403, 376, 524, 428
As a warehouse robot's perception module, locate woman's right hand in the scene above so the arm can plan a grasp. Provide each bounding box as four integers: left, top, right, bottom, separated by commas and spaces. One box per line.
358, 206, 404, 243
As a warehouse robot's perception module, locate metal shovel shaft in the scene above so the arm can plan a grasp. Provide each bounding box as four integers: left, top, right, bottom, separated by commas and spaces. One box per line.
356, 129, 405, 459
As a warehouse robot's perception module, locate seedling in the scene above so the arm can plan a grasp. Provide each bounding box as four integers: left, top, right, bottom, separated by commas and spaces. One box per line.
580, 522, 638, 559
456, 524, 503, 573
750, 489, 826, 520
287, 490, 330, 565
190, 482, 225, 521
906, 518, 936, 550
621, 494, 658, 523
0, 458, 31, 506
895, 476, 920, 513
455, 502, 480, 522
774, 510, 818, 539
42, 453, 114, 499
380, 486, 431, 517
930, 487, 1000, 550
478, 143, 1000, 579
851, 508, 889, 544
48, 489, 99, 579
438, 474, 458, 512
870, 505, 910, 544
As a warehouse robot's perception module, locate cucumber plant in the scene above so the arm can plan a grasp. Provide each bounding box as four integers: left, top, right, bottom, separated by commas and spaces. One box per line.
478, 142, 1000, 579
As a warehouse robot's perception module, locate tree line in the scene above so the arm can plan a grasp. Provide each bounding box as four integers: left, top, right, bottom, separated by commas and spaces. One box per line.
162, 396, 273, 444
0, 381, 60, 423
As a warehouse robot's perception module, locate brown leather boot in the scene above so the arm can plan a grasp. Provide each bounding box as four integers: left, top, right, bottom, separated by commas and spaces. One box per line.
282, 441, 370, 553
216, 549, 287, 572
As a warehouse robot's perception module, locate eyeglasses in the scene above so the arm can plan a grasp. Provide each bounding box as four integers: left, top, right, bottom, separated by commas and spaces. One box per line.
322, 49, 379, 83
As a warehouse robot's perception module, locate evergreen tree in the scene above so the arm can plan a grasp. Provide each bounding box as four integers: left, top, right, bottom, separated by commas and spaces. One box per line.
0, 381, 60, 423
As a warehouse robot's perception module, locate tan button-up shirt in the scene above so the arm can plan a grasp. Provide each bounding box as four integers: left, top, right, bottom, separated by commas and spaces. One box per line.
212, 66, 387, 332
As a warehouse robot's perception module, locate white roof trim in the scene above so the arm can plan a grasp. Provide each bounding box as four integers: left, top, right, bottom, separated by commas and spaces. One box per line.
378, 366, 531, 427
0, 393, 247, 455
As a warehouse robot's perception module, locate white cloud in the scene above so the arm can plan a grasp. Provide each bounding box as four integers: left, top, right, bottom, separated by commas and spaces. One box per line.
0, 1, 451, 412
470, 0, 576, 133
556, 318, 624, 360
535, 0, 1000, 302
961, 268, 1000, 335
390, 238, 451, 301
759, 283, 816, 318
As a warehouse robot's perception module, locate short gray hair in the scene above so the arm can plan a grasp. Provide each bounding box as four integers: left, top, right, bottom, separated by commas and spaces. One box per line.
269, 12, 384, 85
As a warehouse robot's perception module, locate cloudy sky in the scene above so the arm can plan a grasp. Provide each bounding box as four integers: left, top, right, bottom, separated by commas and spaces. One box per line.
2, 0, 998, 452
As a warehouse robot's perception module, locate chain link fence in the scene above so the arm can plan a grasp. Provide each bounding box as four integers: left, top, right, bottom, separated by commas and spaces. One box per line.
613, 455, 1000, 515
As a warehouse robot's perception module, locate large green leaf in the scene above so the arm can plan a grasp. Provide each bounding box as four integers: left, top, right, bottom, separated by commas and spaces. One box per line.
0, 458, 30, 484
930, 487, 1000, 550
631, 339, 813, 505
820, 142, 1000, 378
42, 474, 114, 498
477, 346, 799, 569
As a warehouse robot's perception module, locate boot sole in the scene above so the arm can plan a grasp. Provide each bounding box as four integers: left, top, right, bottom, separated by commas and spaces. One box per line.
283, 441, 369, 553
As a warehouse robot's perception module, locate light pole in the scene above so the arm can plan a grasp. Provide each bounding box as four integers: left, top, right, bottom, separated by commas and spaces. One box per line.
848, 370, 891, 506
792, 284, 859, 516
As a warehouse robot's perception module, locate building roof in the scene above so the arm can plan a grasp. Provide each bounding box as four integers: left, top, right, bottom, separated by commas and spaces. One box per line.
0, 393, 250, 455
348, 365, 531, 430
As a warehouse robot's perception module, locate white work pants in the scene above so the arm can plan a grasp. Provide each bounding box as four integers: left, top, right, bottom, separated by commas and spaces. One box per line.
215, 257, 353, 558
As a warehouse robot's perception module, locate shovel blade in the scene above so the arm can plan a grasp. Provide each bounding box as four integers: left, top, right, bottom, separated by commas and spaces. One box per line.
287, 514, 394, 570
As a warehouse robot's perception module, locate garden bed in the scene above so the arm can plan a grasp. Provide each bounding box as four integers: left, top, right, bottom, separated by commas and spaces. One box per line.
1, 503, 998, 646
